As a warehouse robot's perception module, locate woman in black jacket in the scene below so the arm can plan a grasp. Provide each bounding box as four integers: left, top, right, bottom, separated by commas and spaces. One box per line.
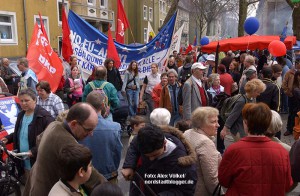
1, 88, 54, 173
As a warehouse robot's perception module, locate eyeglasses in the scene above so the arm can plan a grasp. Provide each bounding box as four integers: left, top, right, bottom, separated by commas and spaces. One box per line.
78, 122, 94, 133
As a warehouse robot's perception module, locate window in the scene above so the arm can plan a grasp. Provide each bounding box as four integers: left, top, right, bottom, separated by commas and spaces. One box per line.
0, 11, 17, 45
57, 36, 62, 56
162, 1, 166, 13
100, 0, 107, 8
34, 15, 50, 42
57, 0, 69, 25
159, 1, 162, 12
143, 28, 147, 43
111, 12, 115, 31
143, 6, 147, 20
149, 7, 153, 21
159, 19, 163, 27
87, 0, 94, 6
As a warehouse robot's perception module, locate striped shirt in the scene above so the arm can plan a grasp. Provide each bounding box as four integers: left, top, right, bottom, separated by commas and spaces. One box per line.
37, 93, 64, 118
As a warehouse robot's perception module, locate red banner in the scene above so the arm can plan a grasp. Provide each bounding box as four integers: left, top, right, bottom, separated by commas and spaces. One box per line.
27, 23, 63, 92
107, 27, 121, 68
116, 0, 130, 43
62, 5, 73, 62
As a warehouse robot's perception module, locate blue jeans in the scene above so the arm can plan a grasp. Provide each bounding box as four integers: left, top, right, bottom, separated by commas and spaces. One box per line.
126, 89, 139, 116
169, 113, 181, 126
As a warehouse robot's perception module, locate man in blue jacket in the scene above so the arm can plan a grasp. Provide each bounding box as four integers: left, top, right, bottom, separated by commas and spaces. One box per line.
80, 90, 123, 183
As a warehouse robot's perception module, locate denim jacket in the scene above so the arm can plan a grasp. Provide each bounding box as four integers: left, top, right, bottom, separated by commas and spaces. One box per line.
80, 115, 123, 180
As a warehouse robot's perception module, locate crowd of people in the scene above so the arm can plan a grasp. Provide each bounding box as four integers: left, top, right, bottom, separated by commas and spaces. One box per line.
0, 47, 300, 195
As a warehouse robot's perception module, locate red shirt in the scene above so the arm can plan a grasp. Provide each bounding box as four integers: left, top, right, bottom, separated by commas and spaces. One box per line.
220, 73, 234, 96
219, 136, 293, 196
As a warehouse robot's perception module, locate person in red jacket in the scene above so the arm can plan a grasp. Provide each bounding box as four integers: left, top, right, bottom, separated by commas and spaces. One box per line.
218, 102, 293, 195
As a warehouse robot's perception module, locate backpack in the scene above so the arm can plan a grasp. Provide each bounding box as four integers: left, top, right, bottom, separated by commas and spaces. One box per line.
211, 92, 231, 111
220, 94, 247, 122
178, 65, 192, 84
88, 81, 110, 117
177, 79, 192, 106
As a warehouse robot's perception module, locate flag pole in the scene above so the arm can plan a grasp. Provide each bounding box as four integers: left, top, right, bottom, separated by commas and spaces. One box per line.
128, 26, 136, 45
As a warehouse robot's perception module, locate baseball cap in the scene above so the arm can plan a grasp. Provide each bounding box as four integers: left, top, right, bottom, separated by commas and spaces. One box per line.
245, 69, 257, 78
207, 54, 215, 61
191, 62, 207, 70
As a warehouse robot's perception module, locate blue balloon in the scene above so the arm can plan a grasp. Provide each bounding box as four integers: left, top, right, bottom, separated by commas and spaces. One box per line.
244, 17, 260, 35
200, 37, 209, 45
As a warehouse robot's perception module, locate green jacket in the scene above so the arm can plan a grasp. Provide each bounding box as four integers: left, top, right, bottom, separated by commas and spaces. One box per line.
82, 79, 120, 112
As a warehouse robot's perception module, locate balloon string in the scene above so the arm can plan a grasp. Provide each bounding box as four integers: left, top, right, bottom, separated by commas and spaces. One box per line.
246, 35, 250, 51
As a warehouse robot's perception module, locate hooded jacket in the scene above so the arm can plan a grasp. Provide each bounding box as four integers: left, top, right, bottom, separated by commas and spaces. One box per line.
123, 125, 197, 195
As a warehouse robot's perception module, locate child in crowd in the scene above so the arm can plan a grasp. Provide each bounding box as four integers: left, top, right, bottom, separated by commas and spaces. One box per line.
128, 116, 146, 147
48, 144, 92, 196
175, 120, 191, 133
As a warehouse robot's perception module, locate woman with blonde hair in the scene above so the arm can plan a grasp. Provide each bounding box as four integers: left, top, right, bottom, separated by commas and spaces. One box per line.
221, 79, 266, 141
184, 107, 222, 195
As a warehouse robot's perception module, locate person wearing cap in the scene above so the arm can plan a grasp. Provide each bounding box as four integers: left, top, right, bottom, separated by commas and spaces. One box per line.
205, 54, 216, 77
239, 69, 257, 94
182, 62, 208, 121
239, 55, 257, 94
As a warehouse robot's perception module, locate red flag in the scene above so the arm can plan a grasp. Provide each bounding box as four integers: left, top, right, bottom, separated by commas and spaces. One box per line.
62, 5, 73, 62
185, 44, 193, 55
116, 0, 130, 43
38, 12, 49, 41
107, 27, 121, 69
27, 23, 64, 92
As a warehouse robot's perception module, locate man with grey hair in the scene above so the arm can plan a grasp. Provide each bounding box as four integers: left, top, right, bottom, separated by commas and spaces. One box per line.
82, 66, 119, 121
17, 57, 38, 92
1, 58, 17, 94
159, 69, 181, 126
182, 62, 208, 121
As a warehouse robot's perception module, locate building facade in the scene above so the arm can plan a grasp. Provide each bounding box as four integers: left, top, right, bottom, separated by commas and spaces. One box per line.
126, 0, 171, 44
0, 0, 174, 58
0, 0, 116, 58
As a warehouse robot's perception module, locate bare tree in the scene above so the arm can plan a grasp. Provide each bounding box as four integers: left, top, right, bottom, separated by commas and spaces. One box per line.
159, 0, 180, 31
285, 0, 300, 40
193, 0, 234, 36
238, 0, 260, 36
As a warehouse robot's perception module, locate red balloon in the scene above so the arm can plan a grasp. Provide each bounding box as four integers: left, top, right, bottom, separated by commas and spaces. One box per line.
268, 40, 287, 57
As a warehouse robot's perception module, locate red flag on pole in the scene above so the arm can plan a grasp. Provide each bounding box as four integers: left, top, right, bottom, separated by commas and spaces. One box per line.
107, 27, 121, 69
38, 12, 49, 41
62, 5, 73, 62
116, 0, 130, 43
27, 23, 64, 92
185, 44, 193, 55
